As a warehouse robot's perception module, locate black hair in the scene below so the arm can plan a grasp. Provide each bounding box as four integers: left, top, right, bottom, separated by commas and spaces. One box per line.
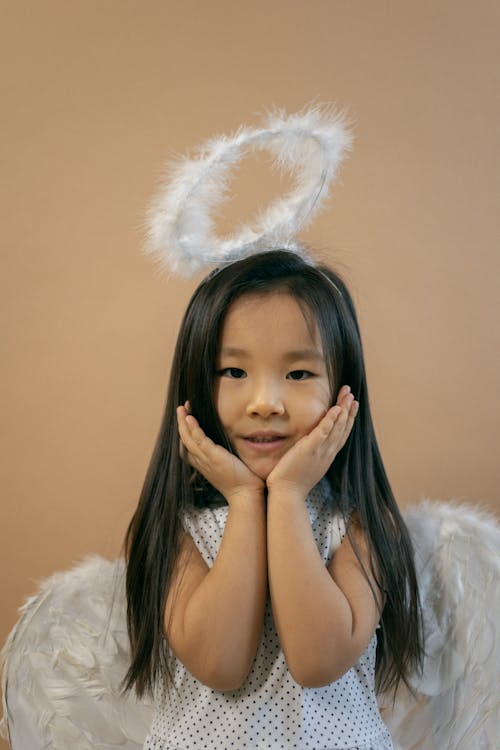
124, 249, 423, 698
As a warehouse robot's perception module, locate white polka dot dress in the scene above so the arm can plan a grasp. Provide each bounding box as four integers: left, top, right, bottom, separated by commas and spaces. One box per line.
143, 481, 394, 750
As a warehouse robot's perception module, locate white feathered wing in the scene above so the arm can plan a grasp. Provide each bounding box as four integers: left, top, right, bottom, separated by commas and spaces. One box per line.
0, 556, 153, 749
380, 500, 500, 750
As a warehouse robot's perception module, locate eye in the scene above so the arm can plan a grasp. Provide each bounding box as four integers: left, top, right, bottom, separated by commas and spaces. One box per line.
217, 367, 247, 379
287, 370, 314, 381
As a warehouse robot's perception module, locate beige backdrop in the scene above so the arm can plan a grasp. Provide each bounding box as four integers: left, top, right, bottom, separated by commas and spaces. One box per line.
1, 1, 499, 745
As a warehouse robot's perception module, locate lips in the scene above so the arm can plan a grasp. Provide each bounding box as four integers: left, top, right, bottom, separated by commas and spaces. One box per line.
244, 432, 285, 441
247, 436, 282, 443
241, 433, 287, 452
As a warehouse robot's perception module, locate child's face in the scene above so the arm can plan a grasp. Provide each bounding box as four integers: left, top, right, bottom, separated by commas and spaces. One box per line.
214, 292, 331, 480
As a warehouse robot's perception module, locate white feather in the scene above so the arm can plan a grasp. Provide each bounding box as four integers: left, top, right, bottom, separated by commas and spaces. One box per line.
381, 500, 500, 750
145, 105, 353, 276
0, 556, 153, 749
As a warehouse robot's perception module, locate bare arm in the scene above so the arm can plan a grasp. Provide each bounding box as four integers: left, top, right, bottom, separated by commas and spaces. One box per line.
164, 405, 267, 691
164, 494, 267, 692
267, 494, 382, 687
266, 387, 382, 686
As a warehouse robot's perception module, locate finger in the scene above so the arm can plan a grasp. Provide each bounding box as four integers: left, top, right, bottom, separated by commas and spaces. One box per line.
336, 385, 351, 405
321, 393, 353, 431
177, 406, 205, 455
177, 405, 193, 446
180, 412, 218, 463
177, 404, 188, 423
185, 415, 212, 447
330, 402, 350, 438
307, 406, 341, 444
178, 438, 200, 467
178, 428, 199, 469
316, 402, 351, 453
338, 387, 357, 410
177, 405, 201, 441
344, 399, 359, 438
332, 399, 359, 452
179, 430, 215, 473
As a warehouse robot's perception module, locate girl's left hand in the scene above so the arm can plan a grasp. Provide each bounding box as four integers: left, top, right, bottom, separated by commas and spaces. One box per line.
266, 386, 358, 498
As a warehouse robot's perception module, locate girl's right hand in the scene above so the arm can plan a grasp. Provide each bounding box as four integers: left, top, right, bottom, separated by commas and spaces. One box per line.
177, 404, 265, 504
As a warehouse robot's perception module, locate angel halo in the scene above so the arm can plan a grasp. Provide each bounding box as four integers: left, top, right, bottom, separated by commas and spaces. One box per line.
144, 105, 353, 277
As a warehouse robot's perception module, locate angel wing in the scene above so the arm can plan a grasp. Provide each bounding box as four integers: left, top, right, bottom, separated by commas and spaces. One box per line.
0, 555, 153, 749
1, 502, 498, 749
381, 500, 500, 750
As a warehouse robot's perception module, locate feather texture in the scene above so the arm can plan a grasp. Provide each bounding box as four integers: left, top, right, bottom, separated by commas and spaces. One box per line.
0, 556, 153, 749
145, 105, 353, 276
1, 502, 498, 749
381, 501, 500, 749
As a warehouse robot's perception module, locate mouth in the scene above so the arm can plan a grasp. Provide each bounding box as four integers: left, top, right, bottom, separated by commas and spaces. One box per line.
241, 433, 287, 452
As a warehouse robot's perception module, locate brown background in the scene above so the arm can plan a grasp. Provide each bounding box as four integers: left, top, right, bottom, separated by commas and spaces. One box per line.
1, 1, 499, 745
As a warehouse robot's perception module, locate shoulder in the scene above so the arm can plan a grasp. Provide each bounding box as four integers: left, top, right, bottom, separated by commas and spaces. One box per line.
183, 502, 228, 561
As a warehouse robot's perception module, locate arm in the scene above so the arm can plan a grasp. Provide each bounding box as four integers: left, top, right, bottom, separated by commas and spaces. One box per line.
267, 495, 383, 687
164, 496, 266, 692
266, 387, 382, 686
164, 406, 267, 692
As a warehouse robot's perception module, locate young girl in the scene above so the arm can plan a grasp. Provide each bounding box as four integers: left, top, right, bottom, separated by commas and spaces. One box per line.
124, 249, 423, 750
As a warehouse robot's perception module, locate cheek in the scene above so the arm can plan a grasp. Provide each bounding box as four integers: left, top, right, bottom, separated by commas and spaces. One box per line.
213, 381, 233, 428
308, 399, 329, 421
298, 388, 332, 428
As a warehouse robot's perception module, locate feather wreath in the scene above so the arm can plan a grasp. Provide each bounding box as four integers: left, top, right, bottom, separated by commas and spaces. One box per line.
145, 105, 353, 276
1, 501, 498, 749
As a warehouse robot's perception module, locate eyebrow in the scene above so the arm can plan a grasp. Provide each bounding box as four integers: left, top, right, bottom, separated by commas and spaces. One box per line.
219, 347, 324, 362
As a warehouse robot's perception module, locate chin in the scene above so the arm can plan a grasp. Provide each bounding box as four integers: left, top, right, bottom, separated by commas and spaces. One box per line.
235, 444, 283, 481
245, 460, 276, 482
253, 468, 272, 481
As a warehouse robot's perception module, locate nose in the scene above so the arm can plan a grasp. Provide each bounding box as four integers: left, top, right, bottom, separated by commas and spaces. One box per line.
246, 380, 285, 418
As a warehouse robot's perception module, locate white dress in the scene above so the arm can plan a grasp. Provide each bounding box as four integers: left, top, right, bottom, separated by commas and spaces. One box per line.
143, 481, 394, 750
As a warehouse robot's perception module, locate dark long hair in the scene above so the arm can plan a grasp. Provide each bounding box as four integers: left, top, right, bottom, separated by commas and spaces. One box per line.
124, 249, 423, 698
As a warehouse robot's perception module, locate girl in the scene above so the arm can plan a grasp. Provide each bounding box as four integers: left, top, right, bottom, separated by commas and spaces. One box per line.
124, 248, 423, 750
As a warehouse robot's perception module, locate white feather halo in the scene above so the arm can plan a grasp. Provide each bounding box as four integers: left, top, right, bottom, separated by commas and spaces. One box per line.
145, 105, 353, 276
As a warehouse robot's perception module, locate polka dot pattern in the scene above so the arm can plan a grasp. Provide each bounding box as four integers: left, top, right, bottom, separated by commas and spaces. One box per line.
144, 480, 393, 749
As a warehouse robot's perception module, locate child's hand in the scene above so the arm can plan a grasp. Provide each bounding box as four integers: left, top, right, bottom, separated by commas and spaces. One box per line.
177, 404, 265, 504
266, 386, 358, 499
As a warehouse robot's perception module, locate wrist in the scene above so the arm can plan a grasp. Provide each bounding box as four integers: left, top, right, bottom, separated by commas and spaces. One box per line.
224, 487, 265, 506
266, 483, 307, 506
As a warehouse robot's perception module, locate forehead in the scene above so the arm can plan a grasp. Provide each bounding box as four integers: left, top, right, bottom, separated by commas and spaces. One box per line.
219, 292, 321, 350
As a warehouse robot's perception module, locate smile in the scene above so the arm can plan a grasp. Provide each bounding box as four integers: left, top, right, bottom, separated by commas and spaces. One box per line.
242, 434, 287, 452
248, 436, 282, 443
